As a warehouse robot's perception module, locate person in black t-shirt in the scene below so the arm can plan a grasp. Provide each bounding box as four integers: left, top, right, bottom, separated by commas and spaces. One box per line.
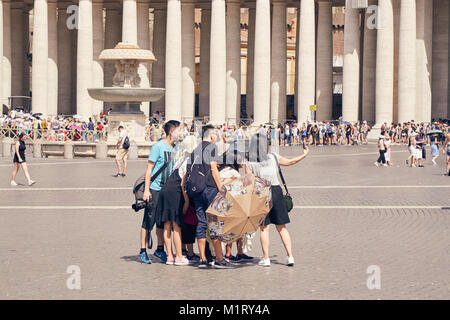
189, 126, 235, 269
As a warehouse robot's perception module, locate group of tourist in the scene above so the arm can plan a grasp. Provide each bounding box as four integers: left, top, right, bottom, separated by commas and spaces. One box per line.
136, 120, 309, 269
269, 121, 371, 147
0, 110, 107, 142
374, 121, 450, 174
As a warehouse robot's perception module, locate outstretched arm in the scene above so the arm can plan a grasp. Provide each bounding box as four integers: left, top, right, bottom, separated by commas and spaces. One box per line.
277, 146, 309, 166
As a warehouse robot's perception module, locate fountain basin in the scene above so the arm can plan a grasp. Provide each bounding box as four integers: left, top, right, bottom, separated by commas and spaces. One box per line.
88, 87, 165, 103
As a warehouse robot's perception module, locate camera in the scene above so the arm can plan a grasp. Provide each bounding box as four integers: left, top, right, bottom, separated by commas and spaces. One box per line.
131, 201, 148, 212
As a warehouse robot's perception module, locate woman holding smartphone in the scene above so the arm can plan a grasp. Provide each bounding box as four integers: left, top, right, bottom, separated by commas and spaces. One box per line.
11, 132, 36, 186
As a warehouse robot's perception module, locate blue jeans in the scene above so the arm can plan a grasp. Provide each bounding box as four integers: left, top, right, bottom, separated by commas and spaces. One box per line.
192, 186, 218, 239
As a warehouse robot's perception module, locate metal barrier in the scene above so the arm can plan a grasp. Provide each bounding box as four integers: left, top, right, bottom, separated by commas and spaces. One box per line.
0, 128, 108, 143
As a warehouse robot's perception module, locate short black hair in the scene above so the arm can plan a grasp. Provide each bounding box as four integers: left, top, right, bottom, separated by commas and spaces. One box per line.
118, 125, 124, 130
163, 120, 181, 135
202, 125, 216, 139
18, 132, 26, 140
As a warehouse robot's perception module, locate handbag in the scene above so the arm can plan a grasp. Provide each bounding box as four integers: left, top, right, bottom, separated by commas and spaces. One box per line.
272, 153, 294, 213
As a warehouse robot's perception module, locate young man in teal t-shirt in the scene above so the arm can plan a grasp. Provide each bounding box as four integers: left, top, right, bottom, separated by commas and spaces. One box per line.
139, 120, 181, 264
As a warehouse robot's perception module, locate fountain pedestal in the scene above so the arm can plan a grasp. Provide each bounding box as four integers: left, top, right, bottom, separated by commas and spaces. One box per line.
106, 113, 148, 144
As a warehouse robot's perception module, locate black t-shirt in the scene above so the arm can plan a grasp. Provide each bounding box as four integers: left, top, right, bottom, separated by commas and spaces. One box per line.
192, 141, 219, 189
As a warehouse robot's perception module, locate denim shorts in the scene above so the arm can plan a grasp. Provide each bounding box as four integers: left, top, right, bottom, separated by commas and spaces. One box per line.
192, 186, 218, 239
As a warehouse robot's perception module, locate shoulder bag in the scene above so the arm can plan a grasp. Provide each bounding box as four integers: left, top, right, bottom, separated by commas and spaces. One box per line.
272, 153, 294, 213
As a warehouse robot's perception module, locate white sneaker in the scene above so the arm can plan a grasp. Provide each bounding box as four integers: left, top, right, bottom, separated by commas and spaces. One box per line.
374, 162, 379, 167
286, 256, 295, 267
10, 181, 18, 186
174, 256, 189, 266
432, 159, 437, 166
258, 258, 270, 267
28, 180, 36, 186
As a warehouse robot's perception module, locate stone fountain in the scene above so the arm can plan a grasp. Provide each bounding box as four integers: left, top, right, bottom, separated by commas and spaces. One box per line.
88, 42, 165, 143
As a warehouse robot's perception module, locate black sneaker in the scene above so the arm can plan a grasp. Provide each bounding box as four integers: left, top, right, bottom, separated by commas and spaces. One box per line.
121, 173, 126, 177
213, 259, 236, 269
113, 173, 121, 177
236, 253, 254, 261
198, 259, 209, 269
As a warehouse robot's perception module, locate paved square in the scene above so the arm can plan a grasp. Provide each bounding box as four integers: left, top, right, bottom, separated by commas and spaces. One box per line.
0, 144, 449, 299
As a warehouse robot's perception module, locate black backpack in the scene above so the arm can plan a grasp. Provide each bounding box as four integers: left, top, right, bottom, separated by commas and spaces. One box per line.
122, 136, 130, 149
184, 144, 211, 198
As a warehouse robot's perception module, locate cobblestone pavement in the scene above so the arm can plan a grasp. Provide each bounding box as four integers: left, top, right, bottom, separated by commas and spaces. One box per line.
0, 144, 449, 299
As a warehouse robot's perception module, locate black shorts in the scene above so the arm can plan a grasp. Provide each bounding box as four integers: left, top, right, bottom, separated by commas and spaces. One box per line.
264, 186, 290, 226
182, 223, 196, 244
141, 189, 163, 230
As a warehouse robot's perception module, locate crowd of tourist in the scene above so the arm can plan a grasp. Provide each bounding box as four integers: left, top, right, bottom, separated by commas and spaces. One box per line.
374, 120, 449, 173
0, 109, 107, 142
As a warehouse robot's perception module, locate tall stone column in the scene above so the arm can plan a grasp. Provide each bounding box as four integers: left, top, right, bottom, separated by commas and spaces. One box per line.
151, 7, 166, 113
294, 7, 299, 119
342, 0, 360, 122
316, 0, 333, 122
362, 0, 377, 123
375, 0, 394, 125
226, 0, 241, 124
122, 0, 137, 45
392, 0, 400, 121
76, 0, 93, 118
199, 8, 210, 117
246, 7, 255, 119
71, 21, 77, 114
415, 0, 433, 123
270, 0, 286, 124
398, 0, 416, 123
2, 0, 11, 108
252, 0, 270, 125
57, 3, 73, 116
209, 0, 227, 124
104, 5, 122, 88
181, 1, 195, 122
92, 0, 104, 116
432, 0, 449, 120
32, 0, 48, 115
137, 1, 150, 117
23, 7, 30, 98
297, 0, 315, 123
47, 0, 58, 116
165, 0, 182, 121
0, 0, 3, 107
11, 4, 24, 98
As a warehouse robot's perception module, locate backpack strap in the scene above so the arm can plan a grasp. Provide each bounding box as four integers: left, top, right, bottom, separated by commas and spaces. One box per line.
271, 153, 290, 196
150, 153, 173, 183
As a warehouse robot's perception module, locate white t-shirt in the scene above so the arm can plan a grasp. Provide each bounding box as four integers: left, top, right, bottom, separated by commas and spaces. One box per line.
245, 153, 280, 186
119, 130, 128, 148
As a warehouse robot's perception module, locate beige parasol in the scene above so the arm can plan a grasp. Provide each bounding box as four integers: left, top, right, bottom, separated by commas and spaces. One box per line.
206, 173, 272, 244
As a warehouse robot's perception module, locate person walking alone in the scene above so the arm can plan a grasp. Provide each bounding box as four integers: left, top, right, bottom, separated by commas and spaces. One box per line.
114, 126, 129, 177
374, 135, 387, 167
11, 132, 36, 186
